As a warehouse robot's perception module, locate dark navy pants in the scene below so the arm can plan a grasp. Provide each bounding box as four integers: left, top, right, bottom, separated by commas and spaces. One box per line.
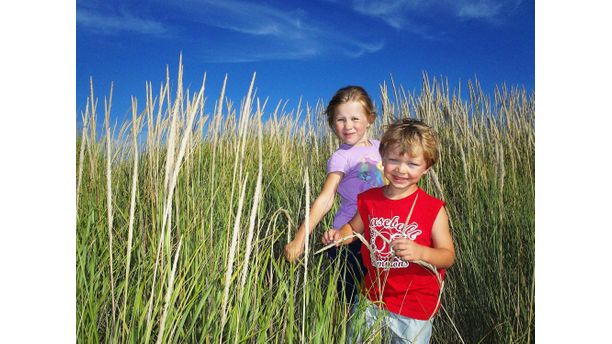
326, 240, 368, 305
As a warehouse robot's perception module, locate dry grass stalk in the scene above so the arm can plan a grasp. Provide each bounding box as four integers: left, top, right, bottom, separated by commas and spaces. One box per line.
459, 144, 468, 181
496, 141, 506, 195
428, 168, 450, 226
163, 79, 204, 267
195, 94, 208, 144
154, 81, 169, 190
76, 102, 89, 211
185, 85, 208, 176
104, 83, 117, 329
379, 81, 393, 126
209, 75, 227, 238
163, 60, 183, 196
271, 100, 283, 146
239, 101, 264, 294
220, 173, 249, 334
301, 165, 310, 344
391, 76, 402, 120
237, 78, 255, 182
155, 236, 183, 344
146, 72, 204, 333
262, 208, 292, 243
305, 105, 319, 162
399, 84, 410, 118
87, 78, 98, 180
313, 232, 373, 256
121, 97, 141, 335
144, 82, 159, 206
145, 82, 154, 154
225, 73, 255, 252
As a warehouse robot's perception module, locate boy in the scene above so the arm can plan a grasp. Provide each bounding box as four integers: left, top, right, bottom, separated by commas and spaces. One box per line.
322, 118, 455, 343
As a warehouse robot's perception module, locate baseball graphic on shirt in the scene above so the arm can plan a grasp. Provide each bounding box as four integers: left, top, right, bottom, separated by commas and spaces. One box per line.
368, 216, 423, 269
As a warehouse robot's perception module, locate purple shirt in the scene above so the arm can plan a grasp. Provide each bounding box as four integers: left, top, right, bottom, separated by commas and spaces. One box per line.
327, 139, 384, 229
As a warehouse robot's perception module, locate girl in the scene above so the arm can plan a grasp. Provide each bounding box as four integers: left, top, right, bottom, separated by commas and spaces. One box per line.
284, 85, 385, 304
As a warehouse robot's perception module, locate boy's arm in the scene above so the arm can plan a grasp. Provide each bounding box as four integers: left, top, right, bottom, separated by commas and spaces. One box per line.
322, 211, 365, 246
284, 172, 343, 262
391, 206, 455, 269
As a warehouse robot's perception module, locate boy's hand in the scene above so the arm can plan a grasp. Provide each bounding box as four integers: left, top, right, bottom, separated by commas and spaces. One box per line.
322, 229, 343, 246
284, 240, 304, 263
391, 239, 425, 262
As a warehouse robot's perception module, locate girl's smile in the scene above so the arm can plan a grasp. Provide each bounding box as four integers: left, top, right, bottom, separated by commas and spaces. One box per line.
334, 101, 371, 147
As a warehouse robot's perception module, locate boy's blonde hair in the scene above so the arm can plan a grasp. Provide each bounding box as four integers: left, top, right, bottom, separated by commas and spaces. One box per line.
379, 118, 440, 167
325, 86, 376, 129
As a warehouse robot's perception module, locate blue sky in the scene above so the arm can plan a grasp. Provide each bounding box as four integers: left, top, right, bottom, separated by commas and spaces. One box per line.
76, 0, 534, 125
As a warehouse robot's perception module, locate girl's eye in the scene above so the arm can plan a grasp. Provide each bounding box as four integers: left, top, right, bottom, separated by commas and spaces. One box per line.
352, 117, 360, 121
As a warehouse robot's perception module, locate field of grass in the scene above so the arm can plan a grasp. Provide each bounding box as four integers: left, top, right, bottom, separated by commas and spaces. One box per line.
76, 61, 534, 343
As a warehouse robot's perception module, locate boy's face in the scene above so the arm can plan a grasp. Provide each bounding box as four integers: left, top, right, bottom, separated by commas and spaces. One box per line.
382, 144, 430, 194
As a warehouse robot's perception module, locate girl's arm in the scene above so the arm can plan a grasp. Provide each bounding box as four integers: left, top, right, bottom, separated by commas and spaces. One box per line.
284, 171, 343, 262
391, 207, 455, 269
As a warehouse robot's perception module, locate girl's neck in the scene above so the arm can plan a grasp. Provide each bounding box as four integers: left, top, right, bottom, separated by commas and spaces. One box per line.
345, 135, 371, 147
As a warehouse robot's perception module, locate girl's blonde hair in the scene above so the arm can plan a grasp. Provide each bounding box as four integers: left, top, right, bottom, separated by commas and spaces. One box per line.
325, 86, 376, 128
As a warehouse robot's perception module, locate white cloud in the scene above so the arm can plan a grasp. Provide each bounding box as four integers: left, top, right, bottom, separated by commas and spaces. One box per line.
454, 0, 507, 20
344, 41, 386, 58
163, 0, 384, 61
345, 0, 522, 33
184, 0, 306, 39
76, 8, 169, 36
350, 0, 425, 30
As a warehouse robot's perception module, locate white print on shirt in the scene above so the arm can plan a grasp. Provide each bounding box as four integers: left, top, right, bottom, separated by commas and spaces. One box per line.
369, 216, 422, 269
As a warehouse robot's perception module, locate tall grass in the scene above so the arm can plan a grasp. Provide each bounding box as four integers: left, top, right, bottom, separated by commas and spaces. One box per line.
76, 60, 534, 343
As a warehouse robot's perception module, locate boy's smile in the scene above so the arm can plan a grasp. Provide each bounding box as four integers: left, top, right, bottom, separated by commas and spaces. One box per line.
382, 145, 430, 199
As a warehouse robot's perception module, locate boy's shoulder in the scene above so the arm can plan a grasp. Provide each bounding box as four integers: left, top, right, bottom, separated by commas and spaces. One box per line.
416, 188, 446, 207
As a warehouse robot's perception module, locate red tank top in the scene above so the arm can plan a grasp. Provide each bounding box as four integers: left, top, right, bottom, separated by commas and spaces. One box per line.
357, 187, 445, 320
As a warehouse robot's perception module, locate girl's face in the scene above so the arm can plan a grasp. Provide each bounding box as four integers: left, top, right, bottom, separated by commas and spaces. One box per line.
333, 101, 371, 146
382, 145, 430, 197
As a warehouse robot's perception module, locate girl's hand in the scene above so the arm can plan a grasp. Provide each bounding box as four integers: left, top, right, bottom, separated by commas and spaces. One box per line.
322, 229, 343, 246
391, 239, 425, 262
284, 240, 304, 263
